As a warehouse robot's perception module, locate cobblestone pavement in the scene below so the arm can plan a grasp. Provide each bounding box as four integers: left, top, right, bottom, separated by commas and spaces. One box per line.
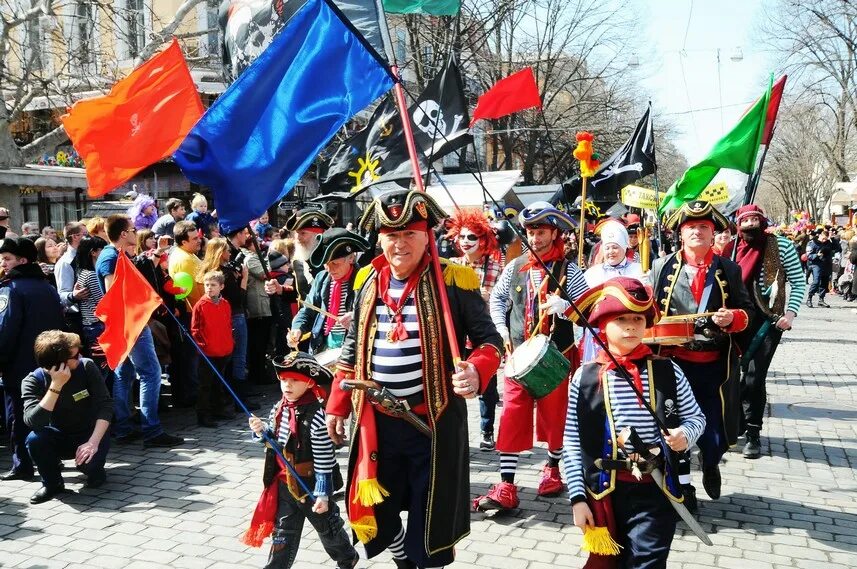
1, 295, 856, 569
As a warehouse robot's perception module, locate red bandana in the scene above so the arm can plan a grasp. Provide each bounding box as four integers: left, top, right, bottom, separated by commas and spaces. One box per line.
520, 237, 566, 272
325, 265, 353, 334
372, 253, 429, 342
682, 248, 714, 305
595, 343, 653, 407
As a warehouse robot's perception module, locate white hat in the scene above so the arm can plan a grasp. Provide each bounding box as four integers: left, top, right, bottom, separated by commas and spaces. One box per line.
600, 220, 629, 251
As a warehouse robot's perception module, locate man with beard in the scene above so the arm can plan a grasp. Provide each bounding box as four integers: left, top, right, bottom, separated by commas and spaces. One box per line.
326, 189, 502, 568
284, 208, 335, 301
0, 238, 64, 481
734, 205, 805, 459
446, 209, 504, 451
805, 229, 835, 308
476, 202, 589, 512
651, 200, 754, 511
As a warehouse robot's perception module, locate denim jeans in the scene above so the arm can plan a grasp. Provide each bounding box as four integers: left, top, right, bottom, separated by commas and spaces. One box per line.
479, 375, 499, 434
114, 326, 164, 440
26, 426, 110, 488
231, 314, 248, 382
807, 265, 829, 300
82, 321, 116, 392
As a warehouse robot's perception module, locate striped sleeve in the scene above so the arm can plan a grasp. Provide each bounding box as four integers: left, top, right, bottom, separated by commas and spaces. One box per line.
562, 368, 587, 502
310, 408, 336, 476
777, 235, 806, 316
671, 361, 706, 448
489, 262, 516, 335
251, 403, 277, 445
565, 261, 589, 301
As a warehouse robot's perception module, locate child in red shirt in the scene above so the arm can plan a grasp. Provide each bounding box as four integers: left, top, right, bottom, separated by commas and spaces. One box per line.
191, 270, 235, 427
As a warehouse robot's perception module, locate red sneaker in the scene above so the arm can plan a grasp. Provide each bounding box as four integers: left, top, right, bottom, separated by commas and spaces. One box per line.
473, 481, 520, 511
537, 465, 564, 497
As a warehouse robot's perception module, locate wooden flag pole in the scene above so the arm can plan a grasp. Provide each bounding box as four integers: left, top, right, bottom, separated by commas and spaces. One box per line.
391, 65, 462, 364
577, 175, 588, 267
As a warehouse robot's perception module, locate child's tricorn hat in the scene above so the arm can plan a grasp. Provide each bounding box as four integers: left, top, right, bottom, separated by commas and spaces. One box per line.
271, 352, 334, 392
568, 276, 660, 328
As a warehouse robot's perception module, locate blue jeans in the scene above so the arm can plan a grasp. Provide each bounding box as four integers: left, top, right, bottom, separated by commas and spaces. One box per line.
82, 321, 116, 392
231, 314, 248, 382
479, 375, 499, 434
26, 426, 110, 488
807, 265, 829, 300
114, 326, 164, 440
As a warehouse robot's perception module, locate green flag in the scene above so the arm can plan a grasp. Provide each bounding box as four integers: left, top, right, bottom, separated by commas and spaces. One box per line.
659, 79, 771, 213
383, 0, 459, 15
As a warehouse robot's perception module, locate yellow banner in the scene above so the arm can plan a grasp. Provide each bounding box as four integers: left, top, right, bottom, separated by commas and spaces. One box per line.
621, 182, 730, 209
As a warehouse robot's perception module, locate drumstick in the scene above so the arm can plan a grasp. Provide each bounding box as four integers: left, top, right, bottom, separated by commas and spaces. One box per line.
534, 275, 568, 334
658, 312, 720, 322
298, 299, 338, 320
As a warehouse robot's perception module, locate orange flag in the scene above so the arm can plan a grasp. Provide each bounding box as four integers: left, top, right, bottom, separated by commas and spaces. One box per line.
62, 39, 203, 198
95, 253, 163, 369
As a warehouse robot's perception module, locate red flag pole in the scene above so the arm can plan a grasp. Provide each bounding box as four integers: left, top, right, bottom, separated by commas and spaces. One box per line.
391, 66, 462, 364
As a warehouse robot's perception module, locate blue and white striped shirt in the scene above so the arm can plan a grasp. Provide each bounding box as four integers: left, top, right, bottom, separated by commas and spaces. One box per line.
562, 361, 706, 501
371, 277, 423, 398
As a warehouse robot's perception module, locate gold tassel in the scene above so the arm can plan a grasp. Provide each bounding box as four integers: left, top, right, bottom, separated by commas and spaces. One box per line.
581, 526, 622, 556
353, 478, 390, 506
441, 261, 480, 291
351, 516, 379, 543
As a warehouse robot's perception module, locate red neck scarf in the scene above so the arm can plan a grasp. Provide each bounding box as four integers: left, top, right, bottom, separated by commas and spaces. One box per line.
595, 343, 652, 407
372, 253, 430, 342
735, 233, 766, 289
325, 265, 353, 334
682, 248, 714, 305
520, 238, 565, 272
275, 390, 318, 448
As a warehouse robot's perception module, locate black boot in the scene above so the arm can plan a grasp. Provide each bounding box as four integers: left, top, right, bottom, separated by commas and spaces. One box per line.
702, 464, 722, 499
394, 559, 417, 569
681, 484, 698, 513
743, 429, 762, 459
197, 413, 218, 428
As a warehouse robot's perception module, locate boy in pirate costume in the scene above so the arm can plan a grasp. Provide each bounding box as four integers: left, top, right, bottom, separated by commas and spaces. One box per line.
563, 276, 706, 569
478, 201, 589, 511
650, 200, 754, 511
446, 208, 505, 451
243, 352, 358, 569
282, 228, 370, 354
326, 189, 502, 568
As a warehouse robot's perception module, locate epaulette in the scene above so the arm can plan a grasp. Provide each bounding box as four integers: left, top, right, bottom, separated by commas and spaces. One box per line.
354, 265, 374, 291
440, 259, 480, 291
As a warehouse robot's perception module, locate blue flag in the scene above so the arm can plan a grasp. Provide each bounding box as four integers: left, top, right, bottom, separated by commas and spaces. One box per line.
175, 0, 394, 232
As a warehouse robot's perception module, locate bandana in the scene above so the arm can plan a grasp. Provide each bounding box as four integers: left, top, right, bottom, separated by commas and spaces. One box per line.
595, 343, 653, 407
682, 248, 714, 305
325, 265, 353, 334
519, 237, 565, 273
372, 253, 429, 342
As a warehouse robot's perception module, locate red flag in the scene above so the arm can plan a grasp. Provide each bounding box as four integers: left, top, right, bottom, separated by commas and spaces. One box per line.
762, 75, 786, 145
62, 39, 203, 198
469, 67, 542, 126
95, 254, 163, 369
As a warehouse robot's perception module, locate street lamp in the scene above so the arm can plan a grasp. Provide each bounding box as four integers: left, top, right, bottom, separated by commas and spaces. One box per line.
716, 46, 743, 130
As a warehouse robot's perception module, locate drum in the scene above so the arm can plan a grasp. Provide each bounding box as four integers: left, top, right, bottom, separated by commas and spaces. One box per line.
505, 334, 570, 399
642, 321, 694, 346
313, 347, 342, 372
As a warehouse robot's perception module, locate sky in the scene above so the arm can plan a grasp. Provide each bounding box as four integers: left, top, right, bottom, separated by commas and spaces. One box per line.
634, 0, 775, 164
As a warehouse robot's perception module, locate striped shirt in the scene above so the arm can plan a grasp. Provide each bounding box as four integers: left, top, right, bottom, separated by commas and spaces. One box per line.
489, 259, 589, 337
256, 403, 337, 488
76, 269, 104, 326
562, 361, 706, 501
327, 280, 349, 334
371, 277, 423, 398
770, 235, 806, 316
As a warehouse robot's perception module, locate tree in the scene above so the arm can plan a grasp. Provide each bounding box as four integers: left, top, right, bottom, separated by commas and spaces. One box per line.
0, 0, 212, 169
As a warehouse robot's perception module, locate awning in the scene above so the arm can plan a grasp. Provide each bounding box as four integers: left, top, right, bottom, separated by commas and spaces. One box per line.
511, 184, 561, 207
0, 164, 87, 191
829, 182, 857, 206
423, 170, 523, 213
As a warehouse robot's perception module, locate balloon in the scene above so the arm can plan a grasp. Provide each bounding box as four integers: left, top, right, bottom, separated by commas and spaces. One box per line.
173, 271, 194, 300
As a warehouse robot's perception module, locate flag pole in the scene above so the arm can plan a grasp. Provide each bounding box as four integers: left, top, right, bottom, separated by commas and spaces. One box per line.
577, 175, 588, 267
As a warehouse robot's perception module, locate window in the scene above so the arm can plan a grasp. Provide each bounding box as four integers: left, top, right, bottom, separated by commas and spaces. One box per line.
73, 1, 95, 66
206, 1, 219, 59
24, 18, 43, 71
126, 0, 146, 58
396, 29, 407, 63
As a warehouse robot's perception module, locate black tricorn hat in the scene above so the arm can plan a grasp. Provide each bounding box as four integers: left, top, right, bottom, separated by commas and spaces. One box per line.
357, 189, 447, 233
0, 237, 37, 263
284, 208, 335, 232
664, 199, 729, 232
271, 352, 334, 388
308, 228, 370, 269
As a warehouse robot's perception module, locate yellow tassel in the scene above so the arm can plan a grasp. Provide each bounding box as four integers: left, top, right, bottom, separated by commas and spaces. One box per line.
350, 515, 378, 543
581, 526, 622, 556
441, 261, 480, 291
353, 478, 390, 506
354, 265, 373, 291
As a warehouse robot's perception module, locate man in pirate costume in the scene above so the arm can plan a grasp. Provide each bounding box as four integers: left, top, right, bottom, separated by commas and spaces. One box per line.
326, 189, 503, 569
650, 200, 754, 510
284, 208, 335, 301
564, 276, 706, 569
446, 208, 504, 451
243, 352, 358, 569
280, 228, 369, 354
733, 204, 805, 459
477, 201, 589, 511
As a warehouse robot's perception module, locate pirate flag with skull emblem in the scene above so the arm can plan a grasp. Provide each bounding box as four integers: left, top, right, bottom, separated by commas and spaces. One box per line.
320, 56, 471, 196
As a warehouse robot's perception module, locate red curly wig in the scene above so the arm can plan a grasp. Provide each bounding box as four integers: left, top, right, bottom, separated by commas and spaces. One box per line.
445, 208, 501, 259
